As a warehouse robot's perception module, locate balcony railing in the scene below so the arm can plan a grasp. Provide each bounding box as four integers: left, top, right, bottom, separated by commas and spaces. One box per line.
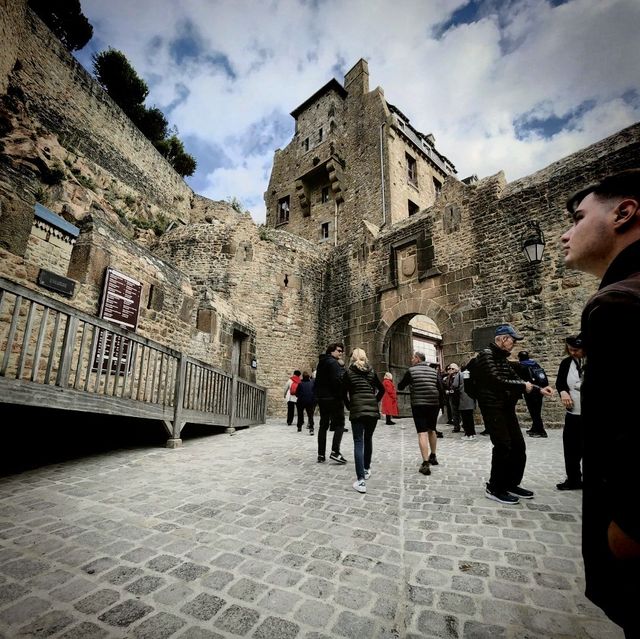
0, 277, 267, 445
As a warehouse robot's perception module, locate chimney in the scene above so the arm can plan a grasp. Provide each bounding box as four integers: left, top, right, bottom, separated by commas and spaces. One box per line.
344, 59, 369, 95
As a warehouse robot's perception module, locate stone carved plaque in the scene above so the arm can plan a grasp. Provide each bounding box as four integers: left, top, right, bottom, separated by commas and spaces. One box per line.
397, 244, 417, 284
443, 203, 462, 233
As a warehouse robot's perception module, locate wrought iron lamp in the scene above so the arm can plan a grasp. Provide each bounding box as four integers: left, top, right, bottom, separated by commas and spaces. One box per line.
521, 220, 546, 264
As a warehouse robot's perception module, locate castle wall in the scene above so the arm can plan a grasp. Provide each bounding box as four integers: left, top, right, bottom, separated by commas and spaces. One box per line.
1, 0, 193, 219
153, 208, 327, 415
331, 123, 640, 424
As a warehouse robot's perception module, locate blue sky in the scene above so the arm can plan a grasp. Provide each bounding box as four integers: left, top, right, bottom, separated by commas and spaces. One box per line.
74, 0, 639, 224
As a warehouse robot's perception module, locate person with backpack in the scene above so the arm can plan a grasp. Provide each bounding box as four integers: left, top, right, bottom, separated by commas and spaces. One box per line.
472, 324, 553, 505
284, 370, 302, 426
515, 351, 549, 438
295, 371, 316, 435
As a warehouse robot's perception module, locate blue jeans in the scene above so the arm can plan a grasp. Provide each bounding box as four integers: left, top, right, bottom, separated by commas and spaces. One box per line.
351, 417, 378, 480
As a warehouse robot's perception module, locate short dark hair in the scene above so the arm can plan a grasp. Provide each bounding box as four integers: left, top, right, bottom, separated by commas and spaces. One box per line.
325, 342, 344, 354
566, 169, 640, 214
517, 351, 529, 361
293, 370, 301, 376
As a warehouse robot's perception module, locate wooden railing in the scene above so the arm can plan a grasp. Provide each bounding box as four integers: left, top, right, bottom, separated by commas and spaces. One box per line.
0, 277, 267, 444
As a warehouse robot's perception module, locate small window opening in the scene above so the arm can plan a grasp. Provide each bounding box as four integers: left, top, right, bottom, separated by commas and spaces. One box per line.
433, 177, 442, 196
278, 196, 290, 224
318, 127, 323, 142
321, 222, 330, 239
284, 274, 289, 287
303, 138, 309, 152
406, 154, 417, 185
408, 200, 419, 216
321, 186, 330, 203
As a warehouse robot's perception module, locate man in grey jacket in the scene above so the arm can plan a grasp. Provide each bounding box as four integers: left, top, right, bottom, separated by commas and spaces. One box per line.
397, 352, 444, 475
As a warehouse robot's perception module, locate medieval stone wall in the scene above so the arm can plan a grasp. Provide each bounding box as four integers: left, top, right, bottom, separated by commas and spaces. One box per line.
153, 207, 327, 414
1, 2, 193, 218
327, 122, 640, 424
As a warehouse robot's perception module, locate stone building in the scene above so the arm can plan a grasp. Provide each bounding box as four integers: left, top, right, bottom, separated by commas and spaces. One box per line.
1, 0, 639, 426
265, 60, 456, 246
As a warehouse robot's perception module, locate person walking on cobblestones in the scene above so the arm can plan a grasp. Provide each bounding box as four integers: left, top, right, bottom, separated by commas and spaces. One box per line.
381, 372, 399, 425
562, 170, 640, 638
473, 324, 553, 505
284, 370, 301, 425
514, 350, 549, 438
342, 348, 385, 494
397, 352, 443, 476
555, 335, 584, 491
315, 343, 347, 464
295, 371, 316, 435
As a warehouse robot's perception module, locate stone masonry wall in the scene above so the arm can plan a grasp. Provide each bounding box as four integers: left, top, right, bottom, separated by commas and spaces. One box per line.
1, 1, 193, 218
153, 203, 327, 415
328, 123, 640, 425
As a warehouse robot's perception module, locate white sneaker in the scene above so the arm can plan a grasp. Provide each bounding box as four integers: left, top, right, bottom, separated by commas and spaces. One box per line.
353, 479, 366, 493
364, 469, 371, 479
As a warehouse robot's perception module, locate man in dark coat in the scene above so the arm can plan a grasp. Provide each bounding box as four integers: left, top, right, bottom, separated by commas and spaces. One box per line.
473, 325, 553, 505
562, 169, 640, 637
314, 342, 347, 464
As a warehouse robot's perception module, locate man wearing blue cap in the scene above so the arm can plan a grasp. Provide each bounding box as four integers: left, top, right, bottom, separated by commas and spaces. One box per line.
473, 324, 553, 505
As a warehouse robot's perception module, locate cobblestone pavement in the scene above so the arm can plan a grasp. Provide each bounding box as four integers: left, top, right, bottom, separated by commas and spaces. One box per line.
0, 418, 624, 639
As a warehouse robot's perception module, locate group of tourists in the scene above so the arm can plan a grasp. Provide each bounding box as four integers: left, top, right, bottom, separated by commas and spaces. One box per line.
282, 170, 639, 638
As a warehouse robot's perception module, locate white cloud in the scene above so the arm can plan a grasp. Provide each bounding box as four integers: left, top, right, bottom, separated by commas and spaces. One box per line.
78, 0, 640, 222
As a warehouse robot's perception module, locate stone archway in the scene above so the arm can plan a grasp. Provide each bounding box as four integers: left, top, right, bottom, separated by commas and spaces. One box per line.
374, 298, 453, 370
374, 298, 452, 417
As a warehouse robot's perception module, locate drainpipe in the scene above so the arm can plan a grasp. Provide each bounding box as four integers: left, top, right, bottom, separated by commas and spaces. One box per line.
379, 122, 386, 227
334, 199, 338, 246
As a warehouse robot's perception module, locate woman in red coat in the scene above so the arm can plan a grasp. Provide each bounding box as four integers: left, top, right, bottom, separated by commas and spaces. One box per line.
381, 372, 399, 425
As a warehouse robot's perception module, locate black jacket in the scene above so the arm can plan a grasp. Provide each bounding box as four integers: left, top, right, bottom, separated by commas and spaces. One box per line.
579, 239, 640, 627
342, 365, 384, 421
397, 362, 442, 407
296, 378, 315, 406
314, 354, 344, 401
473, 343, 532, 411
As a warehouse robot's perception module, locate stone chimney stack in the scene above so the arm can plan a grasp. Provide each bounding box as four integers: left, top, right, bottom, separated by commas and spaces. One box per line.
344, 59, 369, 95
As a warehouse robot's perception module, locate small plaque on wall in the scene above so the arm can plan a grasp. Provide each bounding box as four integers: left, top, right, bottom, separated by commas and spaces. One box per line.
37, 269, 76, 297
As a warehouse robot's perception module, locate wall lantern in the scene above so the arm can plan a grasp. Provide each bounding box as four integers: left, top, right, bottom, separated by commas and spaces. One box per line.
521, 220, 546, 264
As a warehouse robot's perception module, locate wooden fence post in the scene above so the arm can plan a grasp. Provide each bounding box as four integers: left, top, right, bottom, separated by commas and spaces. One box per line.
167, 354, 186, 448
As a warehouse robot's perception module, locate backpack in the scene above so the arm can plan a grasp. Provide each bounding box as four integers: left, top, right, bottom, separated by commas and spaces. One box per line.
528, 363, 549, 387
290, 379, 300, 396
462, 357, 479, 400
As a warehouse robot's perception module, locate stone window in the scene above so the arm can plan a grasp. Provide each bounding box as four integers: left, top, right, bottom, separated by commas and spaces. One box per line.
321, 186, 330, 203
318, 127, 323, 142
433, 176, 442, 196
408, 199, 419, 216
277, 196, 290, 224
406, 154, 417, 186
321, 222, 330, 240
303, 137, 309, 152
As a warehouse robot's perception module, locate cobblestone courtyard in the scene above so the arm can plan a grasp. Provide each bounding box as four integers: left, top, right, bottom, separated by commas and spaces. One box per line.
0, 418, 624, 638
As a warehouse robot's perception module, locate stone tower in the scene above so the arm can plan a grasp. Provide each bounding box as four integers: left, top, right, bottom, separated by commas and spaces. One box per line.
264, 59, 456, 246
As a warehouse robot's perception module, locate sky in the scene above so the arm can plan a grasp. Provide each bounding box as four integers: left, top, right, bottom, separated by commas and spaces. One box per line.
74, 0, 640, 224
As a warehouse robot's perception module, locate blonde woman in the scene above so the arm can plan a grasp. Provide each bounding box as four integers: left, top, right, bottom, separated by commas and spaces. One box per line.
342, 348, 385, 493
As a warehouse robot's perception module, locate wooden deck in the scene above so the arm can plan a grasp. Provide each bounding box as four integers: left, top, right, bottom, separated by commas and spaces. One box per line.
0, 277, 267, 446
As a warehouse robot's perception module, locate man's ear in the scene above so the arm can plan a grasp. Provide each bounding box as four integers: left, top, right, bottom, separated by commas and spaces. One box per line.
613, 198, 640, 231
